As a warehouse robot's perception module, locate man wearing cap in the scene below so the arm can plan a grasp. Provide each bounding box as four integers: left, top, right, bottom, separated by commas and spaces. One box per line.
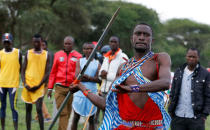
47, 36, 82, 130
0, 33, 22, 130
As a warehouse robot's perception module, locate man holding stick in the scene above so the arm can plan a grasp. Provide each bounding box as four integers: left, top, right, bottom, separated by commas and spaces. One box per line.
71, 42, 101, 130
99, 36, 128, 97
70, 23, 171, 130
48, 8, 120, 130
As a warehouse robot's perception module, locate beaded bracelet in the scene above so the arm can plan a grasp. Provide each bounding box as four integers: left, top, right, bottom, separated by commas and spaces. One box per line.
130, 85, 140, 92
83, 89, 91, 97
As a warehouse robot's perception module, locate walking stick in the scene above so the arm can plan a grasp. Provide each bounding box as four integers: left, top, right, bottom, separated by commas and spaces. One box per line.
48, 7, 120, 130
82, 90, 100, 130
82, 104, 94, 130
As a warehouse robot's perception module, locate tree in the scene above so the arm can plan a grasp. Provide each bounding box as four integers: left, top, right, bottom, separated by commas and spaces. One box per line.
162, 19, 210, 69
86, 1, 162, 57
0, 0, 94, 51
0, 7, 9, 43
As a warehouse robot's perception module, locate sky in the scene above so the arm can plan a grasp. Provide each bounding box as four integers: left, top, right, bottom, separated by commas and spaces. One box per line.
125, 0, 210, 25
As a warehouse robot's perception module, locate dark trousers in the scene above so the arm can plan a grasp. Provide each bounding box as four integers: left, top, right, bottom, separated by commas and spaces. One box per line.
171, 116, 205, 130
0, 88, 18, 121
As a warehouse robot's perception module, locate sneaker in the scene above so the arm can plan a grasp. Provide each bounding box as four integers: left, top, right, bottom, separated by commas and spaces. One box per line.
44, 118, 52, 123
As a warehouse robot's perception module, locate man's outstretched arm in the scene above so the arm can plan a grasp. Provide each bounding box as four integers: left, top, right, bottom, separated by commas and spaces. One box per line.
69, 60, 126, 110
70, 83, 106, 110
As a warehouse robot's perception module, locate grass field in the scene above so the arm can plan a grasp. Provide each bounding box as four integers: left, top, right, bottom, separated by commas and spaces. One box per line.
2, 88, 104, 130
3, 88, 58, 130
2, 88, 210, 130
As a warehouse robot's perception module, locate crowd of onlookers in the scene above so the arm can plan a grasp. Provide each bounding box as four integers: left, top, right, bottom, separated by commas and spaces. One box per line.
0, 29, 210, 130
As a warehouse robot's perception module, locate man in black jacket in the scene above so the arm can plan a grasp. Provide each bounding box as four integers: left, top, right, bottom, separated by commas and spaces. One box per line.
168, 48, 210, 130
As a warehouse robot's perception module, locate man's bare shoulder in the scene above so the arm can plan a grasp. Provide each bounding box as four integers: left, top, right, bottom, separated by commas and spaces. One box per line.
155, 52, 170, 59
155, 52, 171, 65
155, 52, 170, 57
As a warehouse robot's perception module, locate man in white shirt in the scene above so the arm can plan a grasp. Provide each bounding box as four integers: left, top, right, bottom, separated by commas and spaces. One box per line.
99, 36, 128, 96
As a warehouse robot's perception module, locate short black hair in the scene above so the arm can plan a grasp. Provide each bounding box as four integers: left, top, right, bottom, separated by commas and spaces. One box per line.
132, 22, 153, 36
83, 42, 94, 48
110, 36, 120, 43
187, 47, 200, 57
33, 34, 42, 40
64, 36, 74, 43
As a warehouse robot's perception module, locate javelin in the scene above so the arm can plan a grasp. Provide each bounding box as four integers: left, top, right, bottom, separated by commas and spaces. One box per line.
48, 7, 120, 130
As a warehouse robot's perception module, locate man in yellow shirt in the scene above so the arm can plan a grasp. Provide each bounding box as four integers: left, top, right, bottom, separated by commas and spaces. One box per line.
21, 34, 50, 130
34, 40, 53, 122
0, 33, 22, 130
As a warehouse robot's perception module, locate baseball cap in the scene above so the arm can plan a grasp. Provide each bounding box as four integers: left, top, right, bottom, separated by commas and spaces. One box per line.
2, 33, 13, 43
101, 45, 111, 54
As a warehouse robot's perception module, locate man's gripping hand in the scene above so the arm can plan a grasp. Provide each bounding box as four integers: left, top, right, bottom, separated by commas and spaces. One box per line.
69, 83, 80, 93
29, 85, 40, 92
111, 84, 132, 93
24, 84, 31, 91
100, 70, 107, 79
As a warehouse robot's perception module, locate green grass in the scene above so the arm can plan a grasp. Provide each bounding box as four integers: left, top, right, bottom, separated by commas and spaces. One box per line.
1, 88, 103, 130
206, 118, 210, 130
2, 88, 210, 130
2, 88, 58, 130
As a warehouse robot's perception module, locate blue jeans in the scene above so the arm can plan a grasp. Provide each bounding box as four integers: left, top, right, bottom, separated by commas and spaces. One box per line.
0, 88, 18, 121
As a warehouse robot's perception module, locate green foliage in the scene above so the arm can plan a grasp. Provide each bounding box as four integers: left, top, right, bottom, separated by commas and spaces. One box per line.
17, 8, 59, 50
0, 0, 92, 51
1, 0, 210, 68
162, 19, 210, 69
0, 0, 161, 55
87, 1, 161, 57
0, 7, 9, 36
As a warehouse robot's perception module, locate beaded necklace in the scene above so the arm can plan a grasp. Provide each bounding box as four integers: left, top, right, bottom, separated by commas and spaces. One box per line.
121, 51, 154, 75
